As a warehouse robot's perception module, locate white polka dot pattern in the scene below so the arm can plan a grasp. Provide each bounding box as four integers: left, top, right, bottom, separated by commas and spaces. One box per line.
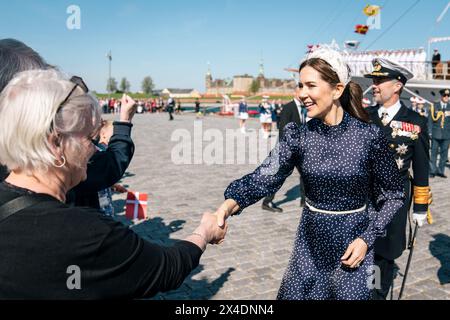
224, 111, 406, 300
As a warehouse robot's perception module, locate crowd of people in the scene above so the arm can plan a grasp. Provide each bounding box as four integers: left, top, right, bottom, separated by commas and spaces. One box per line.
237, 97, 284, 138
98, 96, 184, 115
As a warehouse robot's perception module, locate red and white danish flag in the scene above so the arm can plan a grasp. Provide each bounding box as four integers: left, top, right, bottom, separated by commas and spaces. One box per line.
125, 191, 148, 220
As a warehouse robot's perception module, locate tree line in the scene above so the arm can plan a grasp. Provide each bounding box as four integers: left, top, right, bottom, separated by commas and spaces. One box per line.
106, 76, 155, 94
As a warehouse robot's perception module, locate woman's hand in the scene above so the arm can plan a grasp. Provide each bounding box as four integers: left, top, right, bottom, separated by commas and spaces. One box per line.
214, 199, 238, 227
341, 238, 368, 268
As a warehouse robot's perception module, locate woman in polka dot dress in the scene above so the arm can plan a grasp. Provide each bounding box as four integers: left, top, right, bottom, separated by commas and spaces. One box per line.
214, 48, 406, 300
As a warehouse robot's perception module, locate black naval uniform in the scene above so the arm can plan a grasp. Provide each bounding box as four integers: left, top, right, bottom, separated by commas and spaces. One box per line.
367, 102, 430, 299
429, 93, 450, 177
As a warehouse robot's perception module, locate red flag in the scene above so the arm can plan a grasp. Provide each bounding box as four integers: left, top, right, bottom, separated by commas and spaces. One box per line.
354, 24, 369, 35
125, 191, 148, 220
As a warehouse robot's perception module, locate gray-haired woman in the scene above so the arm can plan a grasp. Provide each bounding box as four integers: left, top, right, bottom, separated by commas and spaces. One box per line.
0, 69, 227, 299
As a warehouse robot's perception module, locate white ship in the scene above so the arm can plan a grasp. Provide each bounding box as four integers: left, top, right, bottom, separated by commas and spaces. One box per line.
346, 41, 450, 105
294, 2, 450, 106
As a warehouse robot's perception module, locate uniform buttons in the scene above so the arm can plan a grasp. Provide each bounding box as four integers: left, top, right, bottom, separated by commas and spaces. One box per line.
390, 144, 396, 149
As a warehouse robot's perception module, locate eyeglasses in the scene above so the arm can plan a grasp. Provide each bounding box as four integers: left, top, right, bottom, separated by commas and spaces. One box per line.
58, 76, 89, 110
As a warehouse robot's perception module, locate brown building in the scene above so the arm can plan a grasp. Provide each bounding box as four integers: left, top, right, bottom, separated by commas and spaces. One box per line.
205, 62, 296, 97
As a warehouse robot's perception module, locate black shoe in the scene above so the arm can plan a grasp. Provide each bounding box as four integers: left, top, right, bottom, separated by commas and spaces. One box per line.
262, 202, 283, 212
436, 173, 447, 178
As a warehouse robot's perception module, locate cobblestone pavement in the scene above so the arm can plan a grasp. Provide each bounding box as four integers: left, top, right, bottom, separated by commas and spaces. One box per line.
107, 112, 449, 300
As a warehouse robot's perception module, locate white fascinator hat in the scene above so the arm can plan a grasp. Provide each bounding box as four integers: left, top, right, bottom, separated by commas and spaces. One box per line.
301, 45, 352, 85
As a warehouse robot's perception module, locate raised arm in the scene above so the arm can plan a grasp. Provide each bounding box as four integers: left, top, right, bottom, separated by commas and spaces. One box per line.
72, 95, 137, 193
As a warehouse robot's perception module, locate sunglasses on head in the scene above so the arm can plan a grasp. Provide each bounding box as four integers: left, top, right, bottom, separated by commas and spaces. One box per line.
58, 76, 89, 109
50, 76, 89, 133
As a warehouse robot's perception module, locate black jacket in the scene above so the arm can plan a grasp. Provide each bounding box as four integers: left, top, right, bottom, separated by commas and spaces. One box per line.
0, 182, 201, 299
368, 102, 429, 259
278, 100, 306, 136
67, 121, 135, 208
367, 103, 429, 212
0, 166, 7, 182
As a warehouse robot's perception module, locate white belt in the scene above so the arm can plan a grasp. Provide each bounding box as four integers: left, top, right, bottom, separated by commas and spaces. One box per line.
305, 201, 367, 215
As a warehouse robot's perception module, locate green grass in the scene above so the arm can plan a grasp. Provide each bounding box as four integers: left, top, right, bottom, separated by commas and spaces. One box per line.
95, 93, 157, 99
94, 93, 294, 102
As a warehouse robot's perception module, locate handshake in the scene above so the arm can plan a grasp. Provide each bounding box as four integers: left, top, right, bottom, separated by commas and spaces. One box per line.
189, 199, 238, 250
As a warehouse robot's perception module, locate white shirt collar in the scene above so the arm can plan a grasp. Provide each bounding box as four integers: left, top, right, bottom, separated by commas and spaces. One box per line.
293, 98, 311, 123
378, 100, 402, 122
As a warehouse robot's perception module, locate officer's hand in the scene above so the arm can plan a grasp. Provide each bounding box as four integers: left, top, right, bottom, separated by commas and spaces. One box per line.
413, 213, 427, 227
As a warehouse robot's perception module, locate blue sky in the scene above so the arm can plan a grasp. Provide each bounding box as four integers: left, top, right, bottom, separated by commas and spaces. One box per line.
1, 0, 449, 93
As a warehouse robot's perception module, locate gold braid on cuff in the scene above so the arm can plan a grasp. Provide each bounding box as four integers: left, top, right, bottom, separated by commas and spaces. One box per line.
413, 186, 433, 224
414, 186, 430, 205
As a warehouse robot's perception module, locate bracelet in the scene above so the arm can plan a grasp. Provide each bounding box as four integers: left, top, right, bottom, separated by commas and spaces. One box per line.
191, 232, 208, 250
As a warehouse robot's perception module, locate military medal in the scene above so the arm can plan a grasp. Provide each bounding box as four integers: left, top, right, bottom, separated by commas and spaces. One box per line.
396, 144, 408, 155
396, 157, 404, 170
392, 128, 398, 138
381, 112, 389, 126
390, 121, 421, 140
391, 121, 402, 137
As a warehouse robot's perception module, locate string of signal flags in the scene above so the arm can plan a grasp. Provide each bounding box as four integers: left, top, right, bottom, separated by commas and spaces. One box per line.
354, 4, 381, 35
305, 4, 381, 53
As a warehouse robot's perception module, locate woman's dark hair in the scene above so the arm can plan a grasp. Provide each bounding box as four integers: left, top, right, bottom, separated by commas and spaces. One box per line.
0, 38, 51, 93
299, 58, 369, 123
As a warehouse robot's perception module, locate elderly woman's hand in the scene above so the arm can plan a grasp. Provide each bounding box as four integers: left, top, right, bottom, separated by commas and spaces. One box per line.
120, 94, 137, 122
190, 212, 228, 249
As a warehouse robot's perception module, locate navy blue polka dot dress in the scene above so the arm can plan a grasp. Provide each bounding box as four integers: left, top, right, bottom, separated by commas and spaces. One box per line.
224, 111, 405, 300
